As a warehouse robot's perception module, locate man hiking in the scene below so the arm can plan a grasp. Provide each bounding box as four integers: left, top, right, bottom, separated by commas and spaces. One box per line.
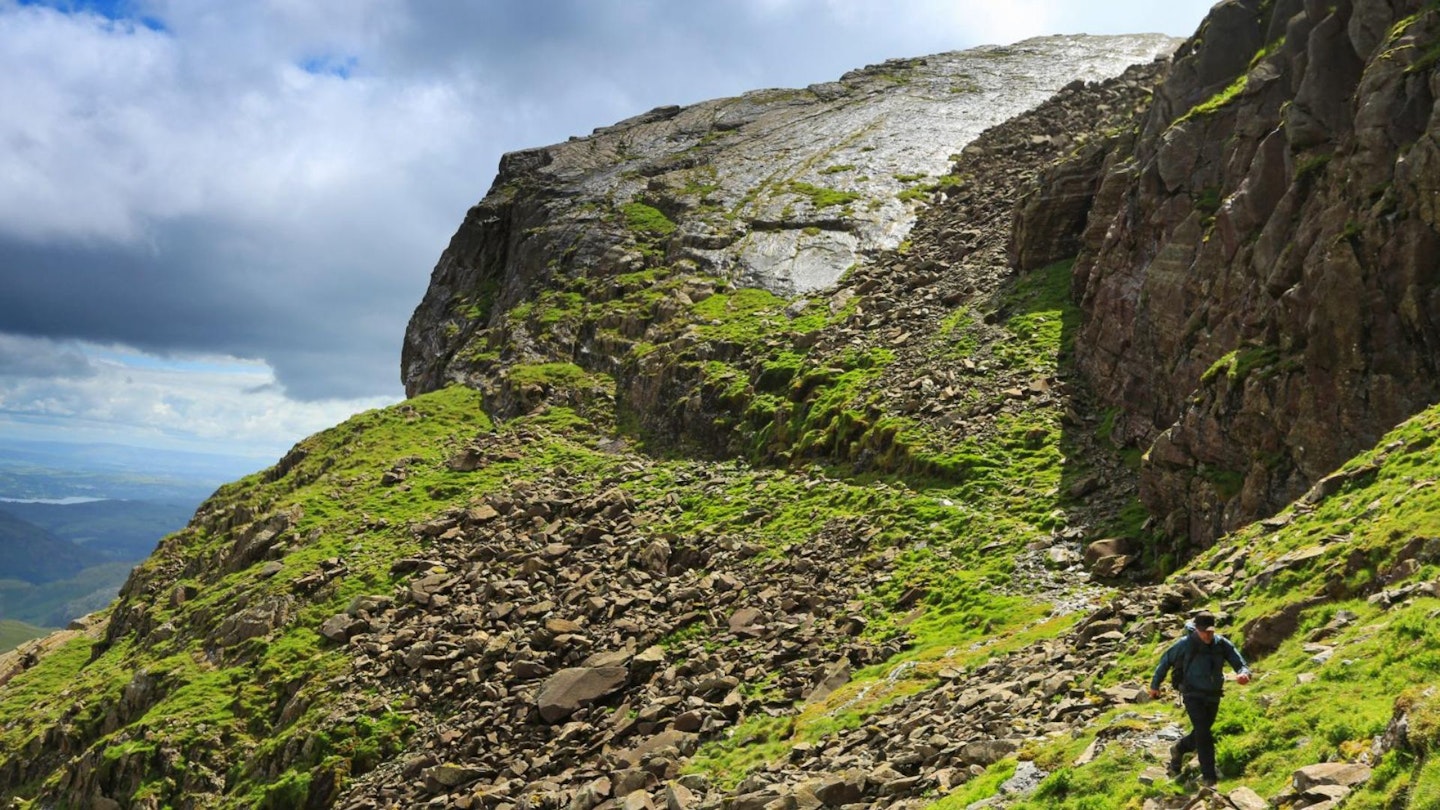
1148, 611, 1251, 786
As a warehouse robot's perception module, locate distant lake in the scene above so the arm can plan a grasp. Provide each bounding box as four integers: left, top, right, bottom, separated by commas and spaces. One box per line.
0, 497, 107, 505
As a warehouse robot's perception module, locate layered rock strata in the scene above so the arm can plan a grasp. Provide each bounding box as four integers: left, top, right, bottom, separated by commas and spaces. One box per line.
1017, 0, 1440, 546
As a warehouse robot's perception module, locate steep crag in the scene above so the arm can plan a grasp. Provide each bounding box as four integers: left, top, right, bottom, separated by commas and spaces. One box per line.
1018, 0, 1440, 548
401, 36, 1178, 417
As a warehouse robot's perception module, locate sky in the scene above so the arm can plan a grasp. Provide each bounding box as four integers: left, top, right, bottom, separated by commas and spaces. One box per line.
0, 0, 1217, 464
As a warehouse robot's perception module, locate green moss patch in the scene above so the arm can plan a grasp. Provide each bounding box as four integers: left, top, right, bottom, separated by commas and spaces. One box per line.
787, 181, 862, 209
620, 202, 677, 236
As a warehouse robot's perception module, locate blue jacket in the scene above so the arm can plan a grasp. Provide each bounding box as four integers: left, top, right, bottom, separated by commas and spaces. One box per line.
1151, 622, 1250, 697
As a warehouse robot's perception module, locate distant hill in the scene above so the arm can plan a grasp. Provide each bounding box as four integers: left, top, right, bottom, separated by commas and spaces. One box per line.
0, 562, 134, 629
0, 499, 195, 629
0, 511, 89, 584
0, 619, 48, 653
0, 499, 192, 561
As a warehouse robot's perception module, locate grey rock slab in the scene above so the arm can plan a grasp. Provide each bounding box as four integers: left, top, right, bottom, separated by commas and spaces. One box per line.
1293, 762, 1371, 792
403, 35, 1181, 397
1226, 786, 1269, 810
998, 760, 1046, 797
536, 666, 629, 723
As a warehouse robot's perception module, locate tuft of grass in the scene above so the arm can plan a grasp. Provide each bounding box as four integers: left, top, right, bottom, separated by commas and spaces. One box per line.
787, 181, 862, 209
620, 202, 677, 236
506, 362, 595, 388
928, 759, 1019, 808
1201, 344, 1280, 385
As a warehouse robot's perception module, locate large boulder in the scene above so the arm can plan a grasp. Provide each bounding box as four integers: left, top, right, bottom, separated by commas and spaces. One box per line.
536, 666, 629, 723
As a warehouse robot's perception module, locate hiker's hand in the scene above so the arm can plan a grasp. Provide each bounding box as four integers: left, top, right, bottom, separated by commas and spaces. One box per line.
1148, 688, 1161, 700
1236, 673, 1251, 685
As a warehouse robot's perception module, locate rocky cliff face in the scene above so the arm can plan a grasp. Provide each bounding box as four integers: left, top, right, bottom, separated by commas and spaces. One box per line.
1017, 0, 1440, 547
400, 35, 1178, 406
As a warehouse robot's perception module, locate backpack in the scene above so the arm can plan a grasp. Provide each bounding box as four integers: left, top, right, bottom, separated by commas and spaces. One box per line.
1170, 636, 1198, 691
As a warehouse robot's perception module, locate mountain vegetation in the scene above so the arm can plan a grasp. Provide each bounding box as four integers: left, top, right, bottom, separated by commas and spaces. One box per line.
2, 1, 1440, 809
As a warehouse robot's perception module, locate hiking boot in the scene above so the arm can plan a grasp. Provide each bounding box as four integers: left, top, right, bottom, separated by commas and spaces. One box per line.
1201, 776, 1218, 789
1166, 743, 1184, 777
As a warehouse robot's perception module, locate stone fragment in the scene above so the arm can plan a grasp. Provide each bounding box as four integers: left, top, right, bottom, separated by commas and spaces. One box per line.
811, 771, 866, 806
319, 613, 366, 642
536, 666, 629, 723
613, 730, 698, 769
1226, 786, 1269, 810
1083, 537, 1132, 565
803, 659, 851, 705
1136, 766, 1167, 786
960, 738, 1019, 765
1301, 784, 1353, 803
622, 790, 656, 810
428, 762, 485, 788
664, 780, 697, 810
1090, 554, 1133, 578
1293, 762, 1371, 793
612, 769, 654, 796
728, 607, 765, 635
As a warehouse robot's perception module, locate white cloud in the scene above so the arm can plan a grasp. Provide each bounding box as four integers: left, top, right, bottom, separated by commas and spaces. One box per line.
0, 2, 483, 246
0, 338, 396, 457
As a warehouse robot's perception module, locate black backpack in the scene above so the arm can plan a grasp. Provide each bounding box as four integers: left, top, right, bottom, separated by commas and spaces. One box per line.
1170, 636, 1198, 691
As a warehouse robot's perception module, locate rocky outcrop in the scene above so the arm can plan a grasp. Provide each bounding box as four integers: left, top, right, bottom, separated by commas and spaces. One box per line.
400, 35, 1180, 404
619, 61, 1171, 476
1015, 0, 1440, 548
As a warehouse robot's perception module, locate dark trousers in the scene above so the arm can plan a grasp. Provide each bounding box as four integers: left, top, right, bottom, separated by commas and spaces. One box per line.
1178, 693, 1222, 781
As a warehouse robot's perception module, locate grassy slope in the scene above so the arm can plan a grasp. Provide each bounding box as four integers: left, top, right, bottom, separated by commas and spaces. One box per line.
938, 405, 1440, 809
0, 259, 1100, 805
0, 389, 501, 806
1, 255, 1436, 807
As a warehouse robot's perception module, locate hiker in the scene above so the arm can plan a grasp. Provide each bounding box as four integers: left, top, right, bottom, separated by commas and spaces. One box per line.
1148, 611, 1251, 786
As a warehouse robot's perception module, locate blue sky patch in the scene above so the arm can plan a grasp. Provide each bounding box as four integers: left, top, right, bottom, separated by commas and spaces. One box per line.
18, 0, 166, 32
300, 55, 359, 79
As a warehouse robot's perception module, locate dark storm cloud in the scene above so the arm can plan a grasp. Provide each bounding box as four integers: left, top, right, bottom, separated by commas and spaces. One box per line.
0, 215, 418, 400
2, 1, 886, 404
0, 333, 94, 379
